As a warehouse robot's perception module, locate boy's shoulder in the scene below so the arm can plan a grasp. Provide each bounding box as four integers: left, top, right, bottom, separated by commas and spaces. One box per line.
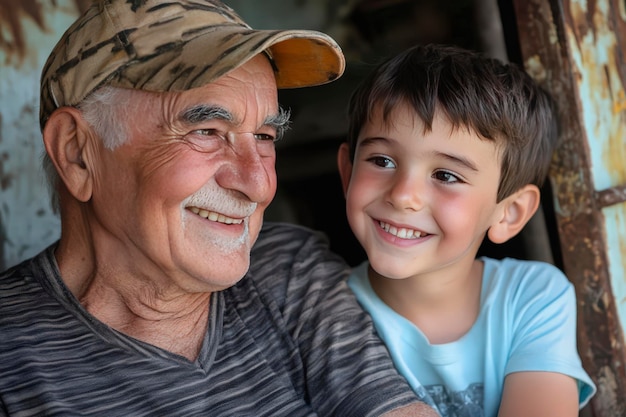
481, 256, 564, 274
480, 257, 573, 301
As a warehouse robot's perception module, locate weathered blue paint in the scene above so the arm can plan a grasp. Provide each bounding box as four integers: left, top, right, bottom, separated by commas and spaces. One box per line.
568, 0, 626, 190
0, 1, 80, 269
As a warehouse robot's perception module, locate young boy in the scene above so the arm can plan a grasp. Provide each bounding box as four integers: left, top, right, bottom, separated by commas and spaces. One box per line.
337, 44, 596, 417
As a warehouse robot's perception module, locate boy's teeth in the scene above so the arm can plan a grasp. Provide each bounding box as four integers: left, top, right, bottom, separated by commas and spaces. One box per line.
379, 221, 424, 239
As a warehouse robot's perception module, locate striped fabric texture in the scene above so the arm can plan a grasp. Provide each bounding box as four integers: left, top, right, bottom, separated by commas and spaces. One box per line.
0, 222, 419, 416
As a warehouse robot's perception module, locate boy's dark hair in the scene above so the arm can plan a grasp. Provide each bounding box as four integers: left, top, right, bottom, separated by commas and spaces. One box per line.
346, 44, 558, 202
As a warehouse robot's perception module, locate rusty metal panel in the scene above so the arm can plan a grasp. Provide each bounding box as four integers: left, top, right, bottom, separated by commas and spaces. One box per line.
606, 204, 626, 327
564, 2, 626, 400
513, 0, 626, 415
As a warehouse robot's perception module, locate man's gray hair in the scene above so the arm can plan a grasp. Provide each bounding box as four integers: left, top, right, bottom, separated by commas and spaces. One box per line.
42, 86, 131, 213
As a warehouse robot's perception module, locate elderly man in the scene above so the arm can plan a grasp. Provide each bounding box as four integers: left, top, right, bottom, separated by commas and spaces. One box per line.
0, 1, 437, 416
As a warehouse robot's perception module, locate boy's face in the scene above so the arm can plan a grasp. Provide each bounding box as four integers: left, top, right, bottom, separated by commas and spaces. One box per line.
339, 102, 507, 280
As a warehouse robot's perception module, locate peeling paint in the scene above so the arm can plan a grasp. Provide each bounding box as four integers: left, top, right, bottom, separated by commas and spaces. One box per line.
566, 0, 626, 189
524, 54, 548, 82
612, 89, 626, 113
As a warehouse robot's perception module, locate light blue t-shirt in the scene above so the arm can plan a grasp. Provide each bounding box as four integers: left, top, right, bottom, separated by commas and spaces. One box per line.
348, 257, 596, 417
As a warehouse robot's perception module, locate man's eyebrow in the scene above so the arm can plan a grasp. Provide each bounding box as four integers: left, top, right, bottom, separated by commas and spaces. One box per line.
180, 104, 290, 127
264, 106, 290, 129
179, 103, 291, 140
266, 106, 291, 141
180, 104, 234, 125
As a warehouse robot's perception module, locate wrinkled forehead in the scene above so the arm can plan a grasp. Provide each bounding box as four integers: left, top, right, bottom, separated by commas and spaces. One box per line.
145, 55, 280, 131
185, 56, 277, 118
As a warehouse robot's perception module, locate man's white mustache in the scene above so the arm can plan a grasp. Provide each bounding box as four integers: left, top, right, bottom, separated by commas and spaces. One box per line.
184, 183, 257, 219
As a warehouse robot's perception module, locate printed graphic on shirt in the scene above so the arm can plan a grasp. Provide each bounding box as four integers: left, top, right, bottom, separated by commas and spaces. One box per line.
416, 383, 484, 417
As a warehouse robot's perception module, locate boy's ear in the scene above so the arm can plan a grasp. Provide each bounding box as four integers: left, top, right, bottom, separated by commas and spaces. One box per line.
337, 142, 353, 195
487, 184, 541, 244
42, 107, 94, 203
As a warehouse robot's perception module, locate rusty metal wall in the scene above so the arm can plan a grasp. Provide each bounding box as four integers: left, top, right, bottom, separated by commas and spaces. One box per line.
513, 0, 626, 415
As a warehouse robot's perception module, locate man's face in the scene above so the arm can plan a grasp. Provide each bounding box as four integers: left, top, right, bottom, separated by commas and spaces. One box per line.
90, 54, 280, 292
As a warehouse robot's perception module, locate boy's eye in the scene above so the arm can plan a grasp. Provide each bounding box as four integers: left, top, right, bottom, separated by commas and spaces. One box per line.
433, 170, 462, 183
367, 155, 396, 168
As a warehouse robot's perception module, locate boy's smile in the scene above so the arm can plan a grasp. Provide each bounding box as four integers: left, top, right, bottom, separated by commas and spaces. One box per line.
377, 219, 429, 240
339, 101, 506, 282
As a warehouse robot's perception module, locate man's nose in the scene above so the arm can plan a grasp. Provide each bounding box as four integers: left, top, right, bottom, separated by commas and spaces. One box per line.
214, 133, 275, 203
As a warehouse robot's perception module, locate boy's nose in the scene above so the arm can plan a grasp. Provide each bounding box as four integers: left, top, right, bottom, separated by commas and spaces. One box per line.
387, 172, 425, 211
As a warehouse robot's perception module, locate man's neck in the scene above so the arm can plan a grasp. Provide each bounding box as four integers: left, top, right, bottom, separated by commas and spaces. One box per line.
79, 278, 212, 361
54, 236, 212, 361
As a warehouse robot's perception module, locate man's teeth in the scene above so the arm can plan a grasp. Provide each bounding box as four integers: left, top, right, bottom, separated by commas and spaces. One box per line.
379, 221, 425, 239
189, 207, 243, 224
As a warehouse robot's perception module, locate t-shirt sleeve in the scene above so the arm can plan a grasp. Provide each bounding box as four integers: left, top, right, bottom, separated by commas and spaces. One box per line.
503, 260, 596, 407
255, 223, 420, 416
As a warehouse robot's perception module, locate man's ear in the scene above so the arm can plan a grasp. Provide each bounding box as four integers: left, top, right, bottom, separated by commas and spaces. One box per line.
42, 107, 94, 203
487, 184, 541, 244
337, 142, 353, 196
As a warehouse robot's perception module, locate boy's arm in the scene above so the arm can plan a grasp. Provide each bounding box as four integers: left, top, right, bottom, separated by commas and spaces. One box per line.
498, 371, 579, 417
497, 261, 595, 416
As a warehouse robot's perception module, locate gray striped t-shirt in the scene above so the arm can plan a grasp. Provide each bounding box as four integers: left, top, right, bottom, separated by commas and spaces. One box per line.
0, 222, 419, 416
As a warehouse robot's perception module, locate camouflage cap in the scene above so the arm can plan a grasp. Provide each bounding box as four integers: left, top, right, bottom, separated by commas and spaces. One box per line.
39, 0, 346, 129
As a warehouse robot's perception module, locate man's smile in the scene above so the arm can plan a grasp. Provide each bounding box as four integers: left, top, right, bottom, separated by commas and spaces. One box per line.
188, 206, 244, 225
